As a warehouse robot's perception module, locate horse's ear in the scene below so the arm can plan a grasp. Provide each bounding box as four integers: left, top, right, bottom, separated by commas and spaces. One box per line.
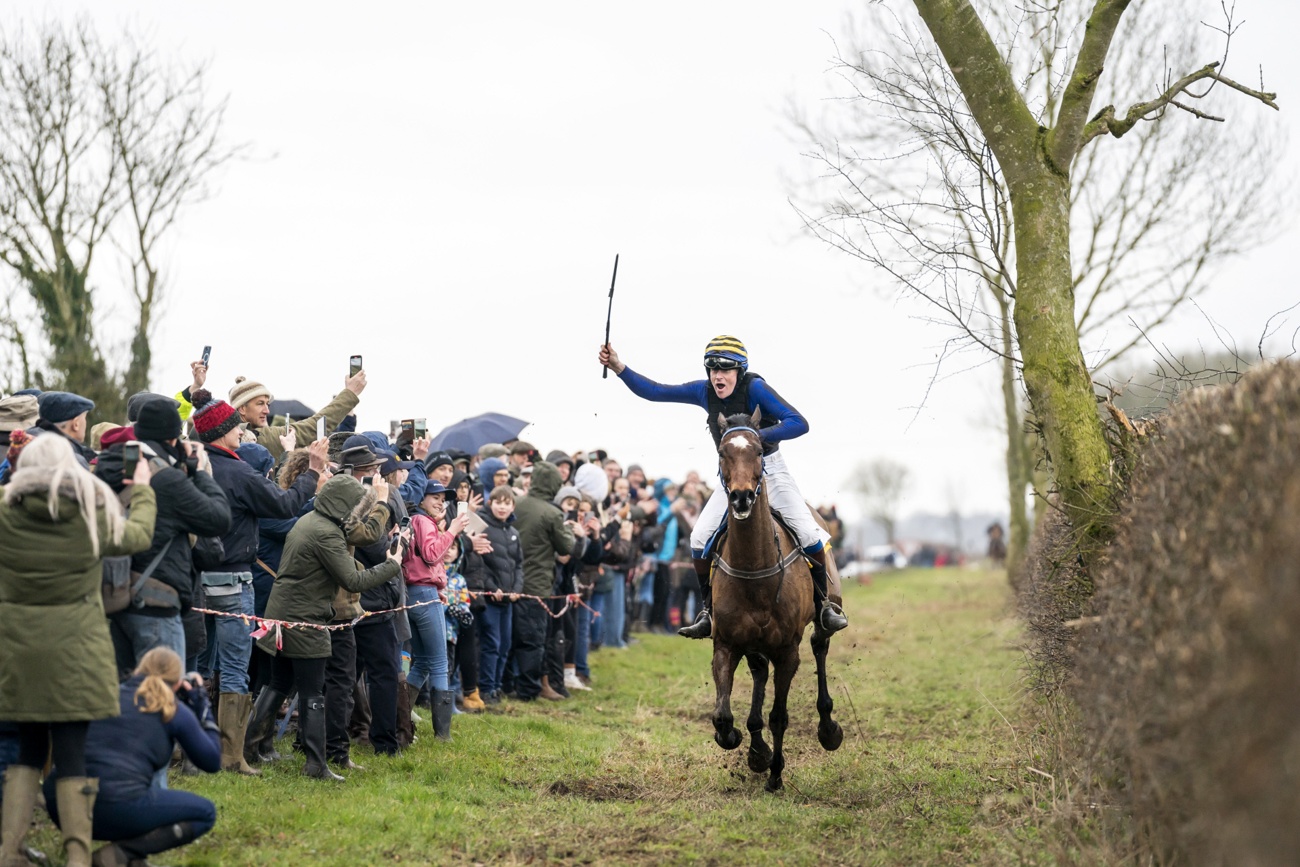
750, 406, 762, 427
717, 412, 729, 432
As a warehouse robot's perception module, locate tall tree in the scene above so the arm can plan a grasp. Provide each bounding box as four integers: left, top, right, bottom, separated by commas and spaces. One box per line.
793, 0, 1280, 557
0, 20, 236, 419
851, 459, 910, 544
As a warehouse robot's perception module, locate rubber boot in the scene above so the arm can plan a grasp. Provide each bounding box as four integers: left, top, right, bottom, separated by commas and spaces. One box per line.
54, 777, 97, 867
461, 688, 486, 712
218, 693, 260, 776
678, 558, 714, 639
807, 549, 848, 633
300, 695, 344, 781
93, 821, 200, 865
0, 765, 41, 867
431, 689, 454, 741
244, 687, 287, 767
539, 676, 565, 702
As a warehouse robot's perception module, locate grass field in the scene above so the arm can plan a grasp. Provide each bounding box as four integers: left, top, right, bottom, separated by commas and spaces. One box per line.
29, 567, 1042, 866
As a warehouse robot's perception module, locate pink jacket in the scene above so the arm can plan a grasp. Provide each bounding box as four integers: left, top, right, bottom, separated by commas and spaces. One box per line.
403, 513, 454, 589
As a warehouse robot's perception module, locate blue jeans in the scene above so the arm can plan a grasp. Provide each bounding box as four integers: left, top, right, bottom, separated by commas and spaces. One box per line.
605, 572, 627, 648
197, 582, 254, 694
574, 603, 592, 679
637, 567, 655, 605
405, 584, 448, 692
475, 602, 512, 695
110, 612, 185, 671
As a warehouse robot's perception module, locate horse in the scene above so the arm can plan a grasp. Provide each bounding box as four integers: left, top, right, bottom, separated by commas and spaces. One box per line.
707, 408, 844, 792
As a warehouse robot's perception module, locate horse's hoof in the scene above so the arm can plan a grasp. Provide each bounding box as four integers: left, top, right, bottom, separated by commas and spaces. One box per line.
818, 720, 844, 751
714, 728, 743, 751
765, 776, 783, 793
748, 743, 773, 773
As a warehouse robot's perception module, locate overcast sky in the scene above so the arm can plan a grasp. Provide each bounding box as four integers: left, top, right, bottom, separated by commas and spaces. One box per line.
6, 1, 1298, 523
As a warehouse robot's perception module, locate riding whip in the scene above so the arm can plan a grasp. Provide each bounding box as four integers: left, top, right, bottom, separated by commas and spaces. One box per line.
602, 253, 619, 379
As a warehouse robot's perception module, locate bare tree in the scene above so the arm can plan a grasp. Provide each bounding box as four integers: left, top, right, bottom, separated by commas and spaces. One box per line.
0, 19, 237, 418
851, 459, 910, 544
791, 0, 1282, 570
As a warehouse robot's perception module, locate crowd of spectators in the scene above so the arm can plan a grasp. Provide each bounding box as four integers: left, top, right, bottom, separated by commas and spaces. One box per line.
0, 360, 714, 865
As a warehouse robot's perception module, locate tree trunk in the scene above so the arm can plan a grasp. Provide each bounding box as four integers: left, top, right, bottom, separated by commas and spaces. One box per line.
998, 294, 1030, 585
1008, 170, 1112, 534
123, 268, 158, 400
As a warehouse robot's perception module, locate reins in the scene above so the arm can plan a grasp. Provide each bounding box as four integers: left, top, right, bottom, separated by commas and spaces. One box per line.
715, 423, 797, 603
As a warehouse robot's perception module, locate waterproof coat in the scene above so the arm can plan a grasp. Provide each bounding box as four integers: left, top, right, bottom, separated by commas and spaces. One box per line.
462, 507, 524, 596
205, 443, 317, 573
258, 476, 400, 659
0, 477, 157, 721
513, 461, 581, 598
96, 440, 232, 613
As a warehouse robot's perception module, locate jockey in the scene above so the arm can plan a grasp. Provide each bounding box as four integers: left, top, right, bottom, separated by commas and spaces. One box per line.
598, 336, 848, 637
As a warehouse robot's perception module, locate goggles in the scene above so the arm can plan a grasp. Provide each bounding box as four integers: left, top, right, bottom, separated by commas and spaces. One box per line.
703, 356, 742, 371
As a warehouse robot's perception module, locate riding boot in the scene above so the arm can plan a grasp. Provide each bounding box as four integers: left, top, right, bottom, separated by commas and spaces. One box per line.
244, 687, 287, 767
431, 689, 454, 741
301, 695, 344, 781
54, 777, 97, 867
678, 558, 714, 639
807, 548, 848, 633
218, 693, 260, 776
0, 765, 41, 867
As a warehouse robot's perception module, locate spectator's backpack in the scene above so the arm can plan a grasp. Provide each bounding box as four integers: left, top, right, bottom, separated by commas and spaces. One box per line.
101, 461, 179, 613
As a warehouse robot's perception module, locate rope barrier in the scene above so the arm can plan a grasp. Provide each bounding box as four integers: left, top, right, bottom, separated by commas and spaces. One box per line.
194, 589, 599, 651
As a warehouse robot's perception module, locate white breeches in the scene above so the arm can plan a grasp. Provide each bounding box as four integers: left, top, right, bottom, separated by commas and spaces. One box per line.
690, 450, 831, 555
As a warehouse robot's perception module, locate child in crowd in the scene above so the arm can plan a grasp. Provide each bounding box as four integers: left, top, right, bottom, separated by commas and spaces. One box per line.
442, 540, 483, 712
463, 485, 524, 706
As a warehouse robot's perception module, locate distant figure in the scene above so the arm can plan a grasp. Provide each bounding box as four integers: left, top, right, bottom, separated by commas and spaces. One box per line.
987, 523, 1007, 567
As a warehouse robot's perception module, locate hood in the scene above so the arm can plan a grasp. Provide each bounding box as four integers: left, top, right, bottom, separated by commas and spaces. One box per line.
477, 457, 507, 490
237, 442, 275, 477
574, 462, 609, 502
449, 469, 469, 491
314, 474, 378, 534
528, 460, 563, 501
654, 478, 675, 502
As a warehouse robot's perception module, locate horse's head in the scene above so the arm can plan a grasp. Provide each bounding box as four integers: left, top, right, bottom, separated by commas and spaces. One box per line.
717, 407, 764, 521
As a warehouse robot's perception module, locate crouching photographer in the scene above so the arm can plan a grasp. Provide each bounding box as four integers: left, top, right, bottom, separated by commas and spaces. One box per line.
43, 648, 222, 867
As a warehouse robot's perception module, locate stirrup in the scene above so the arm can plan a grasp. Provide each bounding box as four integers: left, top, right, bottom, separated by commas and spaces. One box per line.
818, 601, 848, 633
677, 607, 713, 639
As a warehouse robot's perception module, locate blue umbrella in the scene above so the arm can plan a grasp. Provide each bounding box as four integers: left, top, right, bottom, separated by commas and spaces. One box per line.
428, 412, 530, 453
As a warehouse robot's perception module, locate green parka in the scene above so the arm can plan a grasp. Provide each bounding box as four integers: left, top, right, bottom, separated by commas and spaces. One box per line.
0, 474, 157, 722
258, 475, 399, 659
513, 461, 580, 597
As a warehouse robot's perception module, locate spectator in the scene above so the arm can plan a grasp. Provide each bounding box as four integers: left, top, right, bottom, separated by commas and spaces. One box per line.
44, 648, 221, 867
442, 539, 483, 712
32, 391, 97, 469
592, 498, 638, 652
545, 450, 575, 483
0, 433, 157, 867
464, 485, 524, 706
96, 397, 233, 670
191, 388, 322, 776
244, 475, 403, 781
0, 394, 38, 484
511, 461, 579, 701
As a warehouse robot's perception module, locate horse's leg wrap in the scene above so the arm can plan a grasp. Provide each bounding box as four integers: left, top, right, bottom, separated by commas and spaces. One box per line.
806, 548, 847, 633
678, 558, 714, 639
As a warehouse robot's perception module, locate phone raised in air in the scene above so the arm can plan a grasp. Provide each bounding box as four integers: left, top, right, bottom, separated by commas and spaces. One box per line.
414, 418, 427, 438
123, 441, 141, 478
316, 416, 326, 441
349, 355, 363, 378
201, 346, 211, 367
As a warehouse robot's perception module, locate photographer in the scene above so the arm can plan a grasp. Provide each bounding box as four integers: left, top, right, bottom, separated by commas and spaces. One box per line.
44, 648, 221, 867
96, 397, 233, 670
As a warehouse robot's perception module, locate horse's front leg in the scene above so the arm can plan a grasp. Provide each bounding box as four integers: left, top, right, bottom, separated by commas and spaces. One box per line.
811, 634, 843, 751
765, 644, 800, 792
745, 653, 772, 773
711, 643, 743, 751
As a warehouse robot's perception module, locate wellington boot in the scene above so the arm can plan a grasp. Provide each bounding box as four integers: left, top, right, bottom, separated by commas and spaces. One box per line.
539, 676, 565, 702
461, 688, 486, 712
54, 777, 97, 867
301, 695, 344, 781
218, 693, 260, 776
0, 765, 41, 867
244, 688, 287, 767
431, 689, 454, 741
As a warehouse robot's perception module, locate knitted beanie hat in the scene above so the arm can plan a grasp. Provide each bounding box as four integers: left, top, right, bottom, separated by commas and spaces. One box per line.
228, 376, 272, 410
191, 389, 241, 444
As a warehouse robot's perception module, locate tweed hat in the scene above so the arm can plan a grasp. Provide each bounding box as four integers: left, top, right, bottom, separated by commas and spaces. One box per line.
0, 394, 39, 433
228, 376, 273, 410
477, 443, 509, 459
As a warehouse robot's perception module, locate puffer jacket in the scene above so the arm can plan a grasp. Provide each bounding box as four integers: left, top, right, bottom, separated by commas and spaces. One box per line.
462, 507, 524, 596
259, 475, 400, 658
512, 461, 582, 598
96, 440, 232, 613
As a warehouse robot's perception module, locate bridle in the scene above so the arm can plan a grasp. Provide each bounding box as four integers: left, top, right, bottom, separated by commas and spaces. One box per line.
716, 426, 765, 499
714, 425, 795, 599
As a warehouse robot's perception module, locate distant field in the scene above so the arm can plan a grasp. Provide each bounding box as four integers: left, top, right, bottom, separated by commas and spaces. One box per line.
29, 568, 1042, 866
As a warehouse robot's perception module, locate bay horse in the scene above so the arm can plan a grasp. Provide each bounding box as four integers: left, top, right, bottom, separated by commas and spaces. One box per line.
708, 409, 844, 792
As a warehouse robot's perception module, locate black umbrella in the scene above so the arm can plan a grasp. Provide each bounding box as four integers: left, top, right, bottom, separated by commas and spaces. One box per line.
270, 399, 315, 421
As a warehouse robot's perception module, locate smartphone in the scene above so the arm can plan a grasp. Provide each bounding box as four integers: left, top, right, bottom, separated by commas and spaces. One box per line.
123, 441, 141, 478
201, 345, 211, 367
414, 418, 427, 438
284, 413, 292, 428
399, 516, 411, 530
399, 419, 415, 444
316, 416, 326, 441
566, 509, 578, 523
389, 420, 401, 440
349, 354, 363, 378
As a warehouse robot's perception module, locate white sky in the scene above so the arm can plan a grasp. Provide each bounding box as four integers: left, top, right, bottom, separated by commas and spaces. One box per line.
6, 1, 1299, 522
